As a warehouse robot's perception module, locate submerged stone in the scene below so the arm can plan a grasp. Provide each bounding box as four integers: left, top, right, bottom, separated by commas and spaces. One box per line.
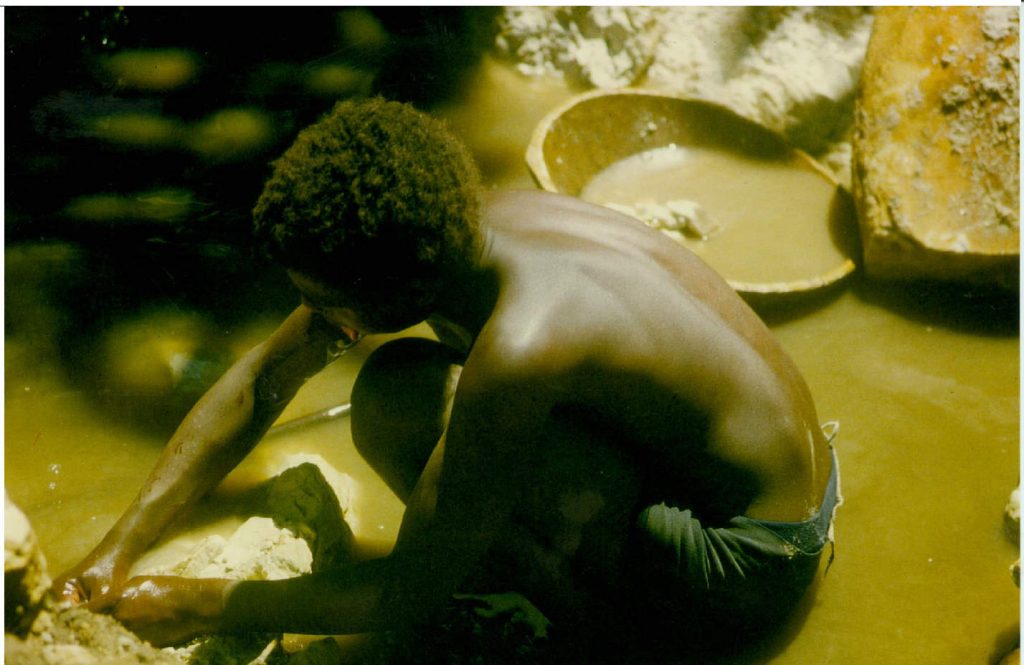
97, 309, 222, 397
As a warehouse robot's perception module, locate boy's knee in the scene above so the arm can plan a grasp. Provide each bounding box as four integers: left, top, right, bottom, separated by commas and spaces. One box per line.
352, 338, 459, 408
351, 337, 460, 459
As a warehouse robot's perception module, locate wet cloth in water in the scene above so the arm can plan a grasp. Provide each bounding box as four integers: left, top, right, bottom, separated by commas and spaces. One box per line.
630, 433, 842, 639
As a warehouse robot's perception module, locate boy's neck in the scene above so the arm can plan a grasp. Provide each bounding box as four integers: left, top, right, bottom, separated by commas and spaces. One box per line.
428, 262, 497, 352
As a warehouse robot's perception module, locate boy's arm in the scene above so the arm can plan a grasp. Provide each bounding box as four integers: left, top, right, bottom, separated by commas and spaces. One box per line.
111, 343, 555, 644
54, 305, 343, 607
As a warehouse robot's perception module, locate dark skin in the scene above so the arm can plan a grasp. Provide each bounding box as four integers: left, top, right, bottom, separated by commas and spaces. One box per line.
55, 190, 831, 646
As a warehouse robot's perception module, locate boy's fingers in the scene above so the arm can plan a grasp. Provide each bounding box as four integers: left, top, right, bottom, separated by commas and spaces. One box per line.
451, 593, 493, 610
58, 578, 87, 604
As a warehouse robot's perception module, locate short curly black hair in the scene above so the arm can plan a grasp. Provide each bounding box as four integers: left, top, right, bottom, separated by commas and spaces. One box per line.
253, 97, 481, 330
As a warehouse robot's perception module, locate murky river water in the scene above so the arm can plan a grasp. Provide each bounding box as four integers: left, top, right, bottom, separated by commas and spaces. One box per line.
5, 56, 1019, 663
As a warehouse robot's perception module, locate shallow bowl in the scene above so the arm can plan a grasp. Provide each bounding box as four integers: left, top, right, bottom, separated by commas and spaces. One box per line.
526, 89, 859, 296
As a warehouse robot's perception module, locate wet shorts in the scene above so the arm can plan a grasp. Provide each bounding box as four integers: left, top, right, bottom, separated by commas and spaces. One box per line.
627, 429, 842, 642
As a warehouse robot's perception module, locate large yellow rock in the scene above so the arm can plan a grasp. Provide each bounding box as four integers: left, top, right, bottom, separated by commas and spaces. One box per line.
852, 7, 1019, 289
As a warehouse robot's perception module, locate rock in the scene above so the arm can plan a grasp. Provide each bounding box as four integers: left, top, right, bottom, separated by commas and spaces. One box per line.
41, 644, 99, 665
852, 7, 1019, 289
92, 308, 233, 432
145, 460, 359, 581
1009, 486, 1020, 590
263, 461, 356, 572
10, 606, 180, 665
1006, 486, 1020, 543
5, 459, 356, 665
5, 490, 51, 634
186, 108, 275, 162
101, 49, 199, 91
163, 517, 313, 582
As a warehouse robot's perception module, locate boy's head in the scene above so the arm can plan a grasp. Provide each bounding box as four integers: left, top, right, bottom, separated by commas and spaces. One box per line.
253, 97, 481, 333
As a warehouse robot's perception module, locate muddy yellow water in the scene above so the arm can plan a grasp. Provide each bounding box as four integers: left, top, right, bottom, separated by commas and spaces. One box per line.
5, 56, 1019, 663
580, 144, 850, 285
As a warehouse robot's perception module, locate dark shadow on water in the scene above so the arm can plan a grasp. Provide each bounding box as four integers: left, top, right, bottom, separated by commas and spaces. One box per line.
722, 572, 824, 664
543, 575, 823, 665
989, 622, 1020, 665
743, 278, 852, 327
359, 554, 829, 665
852, 274, 1019, 338
370, 7, 501, 109
746, 263, 1019, 336
828, 187, 864, 273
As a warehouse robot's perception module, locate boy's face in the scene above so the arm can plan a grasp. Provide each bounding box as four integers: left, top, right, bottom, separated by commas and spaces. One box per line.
288, 268, 438, 338
288, 270, 367, 345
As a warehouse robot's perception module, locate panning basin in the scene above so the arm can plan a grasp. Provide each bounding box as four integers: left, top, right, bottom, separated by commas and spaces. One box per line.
526, 89, 859, 296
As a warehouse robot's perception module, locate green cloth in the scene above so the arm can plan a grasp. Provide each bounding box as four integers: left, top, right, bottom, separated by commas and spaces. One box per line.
628, 444, 842, 645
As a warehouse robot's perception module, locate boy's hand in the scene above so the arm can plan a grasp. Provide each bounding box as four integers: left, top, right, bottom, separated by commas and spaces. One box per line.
52, 551, 126, 610
453, 592, 551, 638
109, 576, 233, 647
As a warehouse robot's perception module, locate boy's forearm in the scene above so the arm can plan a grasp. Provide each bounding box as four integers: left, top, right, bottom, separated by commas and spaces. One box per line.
222, 561, 387, 635
220, 557, 440, 636
94, 349, 284, 569
59, 306, 335, 603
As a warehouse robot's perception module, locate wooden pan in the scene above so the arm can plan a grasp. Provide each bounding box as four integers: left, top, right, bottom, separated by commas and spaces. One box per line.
526, 89, 858, 297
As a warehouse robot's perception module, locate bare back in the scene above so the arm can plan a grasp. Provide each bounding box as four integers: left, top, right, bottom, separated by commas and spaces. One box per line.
473, 190, 830, 523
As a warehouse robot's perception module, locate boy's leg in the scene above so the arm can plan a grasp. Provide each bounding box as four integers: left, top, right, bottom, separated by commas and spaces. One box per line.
350, 337, 462, 503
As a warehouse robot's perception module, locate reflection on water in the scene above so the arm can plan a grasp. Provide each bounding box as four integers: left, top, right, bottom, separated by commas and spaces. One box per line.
100, 48, 200, 91
5, 28, 1019, 665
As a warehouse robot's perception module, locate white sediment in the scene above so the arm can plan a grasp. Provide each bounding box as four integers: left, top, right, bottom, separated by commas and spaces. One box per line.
495, 6, 874, 186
